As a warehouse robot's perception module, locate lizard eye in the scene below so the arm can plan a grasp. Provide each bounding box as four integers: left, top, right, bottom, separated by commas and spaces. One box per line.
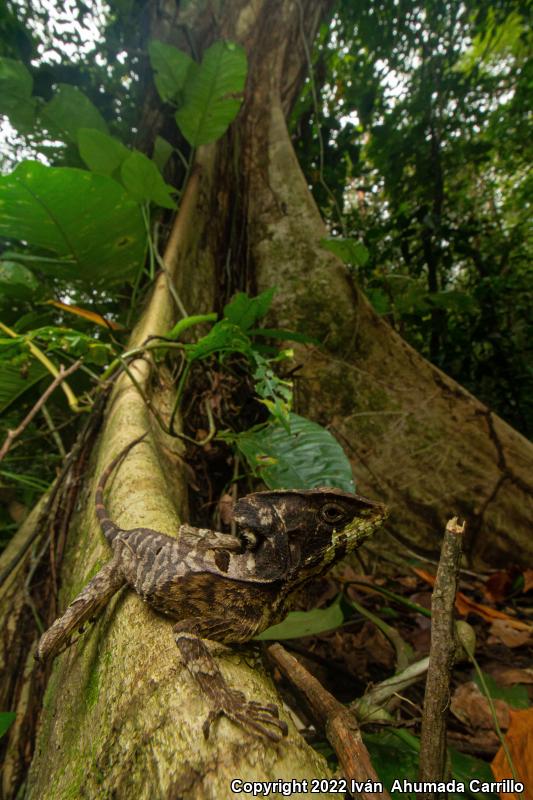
320, 503, 347, 525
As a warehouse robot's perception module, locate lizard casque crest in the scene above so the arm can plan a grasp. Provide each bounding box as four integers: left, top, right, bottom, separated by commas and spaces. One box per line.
37, 434, 387, 740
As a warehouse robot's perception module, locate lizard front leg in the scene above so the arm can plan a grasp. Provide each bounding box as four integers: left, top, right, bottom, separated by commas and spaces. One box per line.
37, 557, 125, 662
174, 619, 288, 742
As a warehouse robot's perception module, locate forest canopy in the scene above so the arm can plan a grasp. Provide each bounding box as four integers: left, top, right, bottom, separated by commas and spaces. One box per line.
0, 0, 531, 535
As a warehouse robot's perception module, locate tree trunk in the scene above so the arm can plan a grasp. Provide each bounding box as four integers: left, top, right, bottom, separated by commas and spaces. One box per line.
2, 0, 533, 797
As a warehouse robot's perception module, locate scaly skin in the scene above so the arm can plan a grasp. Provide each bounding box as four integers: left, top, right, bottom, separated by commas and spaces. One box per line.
37, 435, 387, 740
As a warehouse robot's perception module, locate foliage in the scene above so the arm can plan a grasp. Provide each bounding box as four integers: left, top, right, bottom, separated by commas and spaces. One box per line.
0, 24, 256, 534
224, 412, 355, 492
292, 0, 532, 437
0, 711, 16, 739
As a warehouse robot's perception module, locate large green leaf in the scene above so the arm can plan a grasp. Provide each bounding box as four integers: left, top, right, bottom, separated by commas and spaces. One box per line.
0, 358, 48, 414
0, 161, 145, 284
256, 598, 344, 640
184, 320, 252, 362
320, 237, 369, 267
232, 413, 355, 491
148, 40, 194, 103
120, 151, 176, 208
0, 57, 36, 132
223, 288, 275, 331
77, 128, 129, 176
175, 41, 247, 146
0, 261, 42, 301
41, 84, 108, 142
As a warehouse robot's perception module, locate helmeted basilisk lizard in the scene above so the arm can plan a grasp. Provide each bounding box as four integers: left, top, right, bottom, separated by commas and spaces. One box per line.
37, 434, 387, 740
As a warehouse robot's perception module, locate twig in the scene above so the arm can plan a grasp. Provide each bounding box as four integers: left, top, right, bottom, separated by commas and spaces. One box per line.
39, 402, 66, 458
267, 643, 391, 800
0, 360, 82, 463
417, 517, 465, 800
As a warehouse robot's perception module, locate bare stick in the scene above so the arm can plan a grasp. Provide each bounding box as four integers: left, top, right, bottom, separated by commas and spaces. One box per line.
0, 360, 82, 464
267, 643, 391, 800
417, 517, 465, 800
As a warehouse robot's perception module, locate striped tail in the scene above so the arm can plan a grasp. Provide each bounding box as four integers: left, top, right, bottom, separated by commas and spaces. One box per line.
95, 433, 148, 543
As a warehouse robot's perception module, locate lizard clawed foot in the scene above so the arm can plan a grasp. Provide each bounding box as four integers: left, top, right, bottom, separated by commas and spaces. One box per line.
202, 688, 288, 742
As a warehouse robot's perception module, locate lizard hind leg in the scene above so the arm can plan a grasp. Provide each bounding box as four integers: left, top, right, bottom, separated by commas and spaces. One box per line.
173, 620, 288, 743
37, 558, 125, 662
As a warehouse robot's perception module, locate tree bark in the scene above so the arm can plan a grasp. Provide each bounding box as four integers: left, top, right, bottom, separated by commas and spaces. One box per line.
2, 0, 533, 796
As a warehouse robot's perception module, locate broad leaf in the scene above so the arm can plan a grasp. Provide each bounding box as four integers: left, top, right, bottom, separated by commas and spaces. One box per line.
148, 40, 194, 103
224, 288, 275, 331
0, 161, 145, 284
152, 136, 174, 171
0, 261, 41, 301
256, 598, 344, 640
41, 84, 108, 142
120, 151, 176, 208
232, 413, 355, 491
0, 57, 36, 132
78, 128, 129, 176
474, 670, 530, 709
185, 320, 252, 362
0, 358, 48, 414
320, 237, 369, 267
175, 41, 247, 146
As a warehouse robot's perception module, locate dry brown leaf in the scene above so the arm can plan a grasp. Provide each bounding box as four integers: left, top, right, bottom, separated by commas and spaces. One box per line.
488, 620, 532, 649
412, 567, 533, 631
485, 570, 519, 603
491, 707, 533, 798
486, 664, 533, 686
451, 682, 510, 731
46, 299, 124, 330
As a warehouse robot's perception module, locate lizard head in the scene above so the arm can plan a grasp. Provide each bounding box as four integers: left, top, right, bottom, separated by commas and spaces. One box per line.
233, 489, 387, 580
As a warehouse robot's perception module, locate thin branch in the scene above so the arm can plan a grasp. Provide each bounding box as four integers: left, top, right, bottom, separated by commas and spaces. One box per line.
267, 643, 391, 800
417, 516, 465, 800
0, 360, 82, 464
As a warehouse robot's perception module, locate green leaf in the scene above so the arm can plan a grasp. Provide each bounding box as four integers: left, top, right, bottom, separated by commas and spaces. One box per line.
449, 749, 499, 799
175, 41, 247, 146
0, 261, 41, 301
148, 40, 194, 103
29, 326, 114, 366
78, 128, 129, 176
0, 161, 145, 284
0, 712, 16, 739
248, 327, 319, 345
365, 730, 498, 799
120, 151, 176, 208
366, 288, 390, 315
364, 730, 419, 798
474, 670, 530, 709
427, 291, 477, 313
152, 135, 174, 172
232, 412, 355, 491
224, 288, 275, 331
0, 358, 48, 414
256, 598, 344, 640
320, 237, 369, 266
0, 57, 36, 132
41, 84, 108, 143
185, 320, 252, 362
